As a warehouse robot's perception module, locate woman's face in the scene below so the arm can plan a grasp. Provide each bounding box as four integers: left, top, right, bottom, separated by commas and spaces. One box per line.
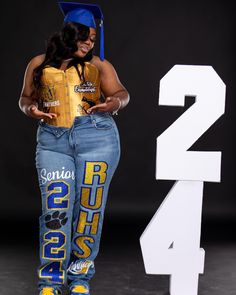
75, 27, 96, 58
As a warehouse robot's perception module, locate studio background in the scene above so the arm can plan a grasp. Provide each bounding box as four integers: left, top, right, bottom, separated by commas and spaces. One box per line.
0, 0, 235, 294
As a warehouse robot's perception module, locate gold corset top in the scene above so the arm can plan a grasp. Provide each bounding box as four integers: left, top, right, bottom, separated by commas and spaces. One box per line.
38, 62, 101, 128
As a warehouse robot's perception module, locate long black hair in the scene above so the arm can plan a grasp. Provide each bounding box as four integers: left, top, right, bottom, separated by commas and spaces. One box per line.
33, 22, 94, 90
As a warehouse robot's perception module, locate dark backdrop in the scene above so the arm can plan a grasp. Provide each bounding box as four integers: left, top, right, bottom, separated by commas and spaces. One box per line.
0, 0, 235, 241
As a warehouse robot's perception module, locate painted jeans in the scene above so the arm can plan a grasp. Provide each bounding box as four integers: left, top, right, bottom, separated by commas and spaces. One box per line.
35, 112, 120, 293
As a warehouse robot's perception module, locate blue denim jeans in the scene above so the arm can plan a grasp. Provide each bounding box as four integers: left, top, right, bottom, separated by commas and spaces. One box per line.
35, 112, 120, 293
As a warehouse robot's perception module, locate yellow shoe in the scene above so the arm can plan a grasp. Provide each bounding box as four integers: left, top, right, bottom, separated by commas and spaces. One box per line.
70, 285, 90, 295
39, 287, 60, 295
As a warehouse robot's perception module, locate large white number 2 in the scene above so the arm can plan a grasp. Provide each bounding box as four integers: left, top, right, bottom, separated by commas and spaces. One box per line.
140, 65, 226, 295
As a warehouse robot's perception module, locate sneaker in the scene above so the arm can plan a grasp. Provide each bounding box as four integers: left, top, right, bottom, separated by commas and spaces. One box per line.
70, 285, 90, 295
39, 287, 60, 295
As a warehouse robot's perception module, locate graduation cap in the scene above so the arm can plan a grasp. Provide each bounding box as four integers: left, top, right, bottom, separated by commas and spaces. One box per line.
58, 1, 104, 60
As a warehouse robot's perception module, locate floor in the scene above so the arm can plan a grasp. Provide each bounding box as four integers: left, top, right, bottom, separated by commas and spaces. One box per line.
0, 218, 235, 295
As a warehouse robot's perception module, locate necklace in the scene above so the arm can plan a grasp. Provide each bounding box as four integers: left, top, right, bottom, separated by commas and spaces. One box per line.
62, 58, 73, 62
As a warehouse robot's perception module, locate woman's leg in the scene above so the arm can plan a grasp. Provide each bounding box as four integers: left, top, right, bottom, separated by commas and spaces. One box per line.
35, 123, 76, 294
67, 113, 121, 293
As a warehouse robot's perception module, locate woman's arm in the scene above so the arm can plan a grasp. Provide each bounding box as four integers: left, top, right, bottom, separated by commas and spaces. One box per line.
19, 54, 57, 120
88, 57, 130, 114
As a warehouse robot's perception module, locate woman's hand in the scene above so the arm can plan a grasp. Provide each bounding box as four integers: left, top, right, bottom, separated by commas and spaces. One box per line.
87, 96, 121, 114
28, 104, 57, 120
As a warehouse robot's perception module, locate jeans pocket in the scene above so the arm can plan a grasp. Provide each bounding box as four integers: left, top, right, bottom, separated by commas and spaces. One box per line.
36, 126, 54, 144
36, 126, 67, 147
92, 117, 113, 130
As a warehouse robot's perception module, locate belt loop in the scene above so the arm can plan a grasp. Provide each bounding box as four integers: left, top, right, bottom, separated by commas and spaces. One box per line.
68, 120, 75, 148
90, 113, 96, 124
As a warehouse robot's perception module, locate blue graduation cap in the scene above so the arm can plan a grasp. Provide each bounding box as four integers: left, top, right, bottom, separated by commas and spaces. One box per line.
58, 1, 104, 60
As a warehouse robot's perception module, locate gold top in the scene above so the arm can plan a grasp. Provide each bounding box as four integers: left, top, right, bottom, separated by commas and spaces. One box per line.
38, 62, 101, 128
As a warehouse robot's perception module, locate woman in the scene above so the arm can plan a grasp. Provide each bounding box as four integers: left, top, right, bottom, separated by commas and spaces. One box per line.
18, 2, 129, 295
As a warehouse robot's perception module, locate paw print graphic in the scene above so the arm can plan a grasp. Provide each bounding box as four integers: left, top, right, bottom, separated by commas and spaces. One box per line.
45, 211, 68, 230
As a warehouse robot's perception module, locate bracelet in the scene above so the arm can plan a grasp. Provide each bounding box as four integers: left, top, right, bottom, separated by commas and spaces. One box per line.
112, 97, 122, 116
